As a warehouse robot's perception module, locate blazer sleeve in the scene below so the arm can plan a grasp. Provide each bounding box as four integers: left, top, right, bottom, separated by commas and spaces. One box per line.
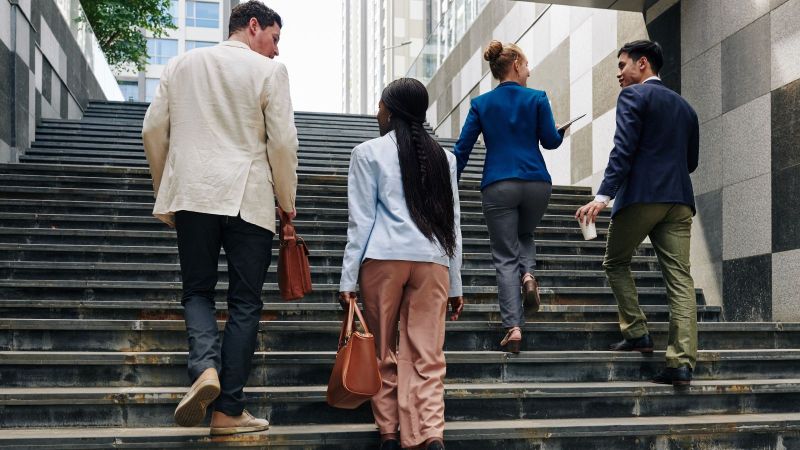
339, 146, 378, 293
263, 63, 299, 213
142, 61, 172, 196
447, 157, 463, 298
688, 109, 699, 173
536, 92, 563, 150
453, 100, 482, 179
597, 87, 644, 198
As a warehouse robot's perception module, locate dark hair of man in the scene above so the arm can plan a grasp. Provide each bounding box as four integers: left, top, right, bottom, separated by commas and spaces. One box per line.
618, 40, 663, 75
228, 1, 282, 37
380, 78, 458, 258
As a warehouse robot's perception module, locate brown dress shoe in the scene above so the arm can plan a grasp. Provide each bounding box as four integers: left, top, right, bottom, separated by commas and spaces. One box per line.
174, 367, 220, 427
522, 275, 541, 311
210, 410, 270, 435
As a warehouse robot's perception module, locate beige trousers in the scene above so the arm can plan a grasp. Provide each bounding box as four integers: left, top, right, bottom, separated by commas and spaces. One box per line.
359, 259, 449, 448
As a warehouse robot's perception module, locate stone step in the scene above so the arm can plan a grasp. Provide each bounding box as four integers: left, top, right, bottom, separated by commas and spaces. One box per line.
0, 350, 791, 387
0, 299, 721, 322
1, 380, 798, 428
0, 243, 656, 274
0, 185, 591, 209
0, 280, 701, 305
1, 320, 792, 353
0, 200, 610, 227
0, 228, 631, 257
0, 261, 666, 288
0, 164, 594, 196
5, 413, 799, 449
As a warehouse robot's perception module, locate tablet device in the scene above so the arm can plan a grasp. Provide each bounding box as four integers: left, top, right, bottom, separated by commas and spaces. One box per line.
558, 113, 586, 133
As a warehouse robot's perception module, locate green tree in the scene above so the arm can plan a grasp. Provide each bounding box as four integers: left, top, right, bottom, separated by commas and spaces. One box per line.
79, 0, 177, 72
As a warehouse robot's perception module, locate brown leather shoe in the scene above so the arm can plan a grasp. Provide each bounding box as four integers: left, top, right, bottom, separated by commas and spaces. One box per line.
500, 326, 522, 353
210, 410, 269, 435
174, 367, 220, 427
522, 274, 541, 311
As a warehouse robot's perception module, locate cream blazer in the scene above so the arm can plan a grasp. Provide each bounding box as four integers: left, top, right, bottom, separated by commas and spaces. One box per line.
142, 40, 298, 233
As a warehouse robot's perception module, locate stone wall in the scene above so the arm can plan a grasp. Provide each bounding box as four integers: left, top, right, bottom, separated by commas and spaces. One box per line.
0, 0, 121, 163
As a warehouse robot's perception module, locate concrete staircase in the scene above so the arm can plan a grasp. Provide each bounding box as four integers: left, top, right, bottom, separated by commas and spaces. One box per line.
0, 101, 798, 449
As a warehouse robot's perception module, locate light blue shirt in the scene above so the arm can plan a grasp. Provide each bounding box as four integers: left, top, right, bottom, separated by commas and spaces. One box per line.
339, 131, 463, 297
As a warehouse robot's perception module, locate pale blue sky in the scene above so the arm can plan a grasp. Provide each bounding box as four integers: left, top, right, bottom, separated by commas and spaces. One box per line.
266, 0, 343, 113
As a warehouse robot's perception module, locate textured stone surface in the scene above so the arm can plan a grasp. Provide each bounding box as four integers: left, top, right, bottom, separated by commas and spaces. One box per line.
543, 135, 571, 185
681, 44, 722, 124
571, 123, 593, 184
722, 173, 771, 260
721, 0, 772, 39
771, 0, 800, 90
723, 253, 772, 321
772, 78, 800, 173
645, 2, 681, 93
681, 0, 723, 65
592, 51, 619, 120
591, 9, 617, 67
721, 14, 771, 114
772, 163, 800, 253
592, 108, 616, 174
570, 17, 593, 82
617, 10, 647, 47
570, 71, 593, 133
692, 261, 722, 307
772, 248, 800, 321
530, 38, 570, 124
691, 116, 723, 196
722, 94, 771, 186
694, 188, 723, 262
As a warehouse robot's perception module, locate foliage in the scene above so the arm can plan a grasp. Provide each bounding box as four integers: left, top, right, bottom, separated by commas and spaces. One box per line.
79, 0, 177, 72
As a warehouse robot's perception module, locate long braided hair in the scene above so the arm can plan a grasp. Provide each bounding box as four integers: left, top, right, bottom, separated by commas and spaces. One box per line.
380, 78, 457, 258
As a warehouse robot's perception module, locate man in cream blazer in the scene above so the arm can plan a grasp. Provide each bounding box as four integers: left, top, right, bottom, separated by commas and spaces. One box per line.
142, 1, 297, 435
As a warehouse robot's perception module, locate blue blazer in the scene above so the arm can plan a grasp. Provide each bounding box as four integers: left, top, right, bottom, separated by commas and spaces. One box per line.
453, 81, 563, 189
598, 79, 699, 217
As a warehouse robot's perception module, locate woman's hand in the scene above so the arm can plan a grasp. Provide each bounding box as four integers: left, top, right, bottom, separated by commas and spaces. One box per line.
338, 291, 358, 310
448, 296, 464, 321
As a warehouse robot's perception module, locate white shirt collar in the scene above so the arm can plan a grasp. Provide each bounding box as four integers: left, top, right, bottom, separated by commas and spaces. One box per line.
642, 75, 662, 84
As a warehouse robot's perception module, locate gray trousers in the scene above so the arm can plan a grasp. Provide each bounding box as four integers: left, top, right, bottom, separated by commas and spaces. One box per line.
482, 180, 552, 328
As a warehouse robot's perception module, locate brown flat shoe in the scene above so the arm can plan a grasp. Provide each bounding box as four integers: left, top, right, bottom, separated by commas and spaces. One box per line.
174, 367, 220, 427
210, 410, 270, 435
522, 275, 541, 311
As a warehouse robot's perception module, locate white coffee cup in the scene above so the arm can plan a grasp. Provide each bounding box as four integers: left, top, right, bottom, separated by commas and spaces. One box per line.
578, 215, 597, 240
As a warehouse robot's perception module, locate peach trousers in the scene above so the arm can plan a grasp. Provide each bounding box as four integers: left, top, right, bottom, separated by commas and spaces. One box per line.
359, 259, 449, 448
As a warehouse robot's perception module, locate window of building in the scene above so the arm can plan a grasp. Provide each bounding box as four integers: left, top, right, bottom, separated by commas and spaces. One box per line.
146, 38, 178, 65
118, 81, 139, 102
145, 78, 160, 102
186, 40, 216, 51
168, 0, 179, 26
186, 1, 219, 28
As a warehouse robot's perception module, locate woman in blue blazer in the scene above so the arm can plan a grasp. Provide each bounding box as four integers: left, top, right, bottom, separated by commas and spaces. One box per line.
453, 40, 566, 353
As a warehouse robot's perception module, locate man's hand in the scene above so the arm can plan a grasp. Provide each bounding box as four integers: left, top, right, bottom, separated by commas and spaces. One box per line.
575, 201, 607, 224
281, 207, 297, 220
338, 291, 357, 310
448, 296, 464, 321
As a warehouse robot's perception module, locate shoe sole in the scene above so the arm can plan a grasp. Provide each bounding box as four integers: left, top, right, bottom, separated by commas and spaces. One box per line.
523, 289, 540, 312
210, 424, 270, 436
174, 380, 221, 427
610, 347, 654, 353
504, 340, 521, 354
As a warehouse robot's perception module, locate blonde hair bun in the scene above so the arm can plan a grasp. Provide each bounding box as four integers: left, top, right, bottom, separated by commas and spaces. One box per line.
483, 40, 503, 62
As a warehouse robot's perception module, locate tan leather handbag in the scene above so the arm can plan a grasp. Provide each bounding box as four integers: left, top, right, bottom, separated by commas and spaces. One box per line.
277, 210, 312, 301
326, 298, 382, 409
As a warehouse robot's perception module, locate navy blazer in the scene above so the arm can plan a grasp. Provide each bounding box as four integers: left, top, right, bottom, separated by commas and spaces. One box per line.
453, 81, 563, 189
598, 79, 699, 217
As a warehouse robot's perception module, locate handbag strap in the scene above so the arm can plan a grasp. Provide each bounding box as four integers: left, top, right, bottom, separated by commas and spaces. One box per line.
338, 297, 371, 350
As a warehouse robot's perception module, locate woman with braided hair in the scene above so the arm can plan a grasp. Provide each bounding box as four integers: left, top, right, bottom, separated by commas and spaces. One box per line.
338, 77, 463, 450
453, 40, 568, 353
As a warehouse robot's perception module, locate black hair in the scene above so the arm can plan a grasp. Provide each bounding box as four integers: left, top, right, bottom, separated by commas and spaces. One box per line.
618, 40, 663, 74
380, 78, 458, 258
228, 1, 282, 37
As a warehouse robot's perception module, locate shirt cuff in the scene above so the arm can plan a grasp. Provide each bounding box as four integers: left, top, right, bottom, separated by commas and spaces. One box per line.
594, 194, 611, 205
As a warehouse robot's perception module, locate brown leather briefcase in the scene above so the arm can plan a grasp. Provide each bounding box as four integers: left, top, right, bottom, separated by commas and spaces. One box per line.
326, 297, 382, 409
277, 210, 312, 301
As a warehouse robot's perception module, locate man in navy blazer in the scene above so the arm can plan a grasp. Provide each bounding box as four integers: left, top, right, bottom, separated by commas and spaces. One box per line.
576, 40, 700, 386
